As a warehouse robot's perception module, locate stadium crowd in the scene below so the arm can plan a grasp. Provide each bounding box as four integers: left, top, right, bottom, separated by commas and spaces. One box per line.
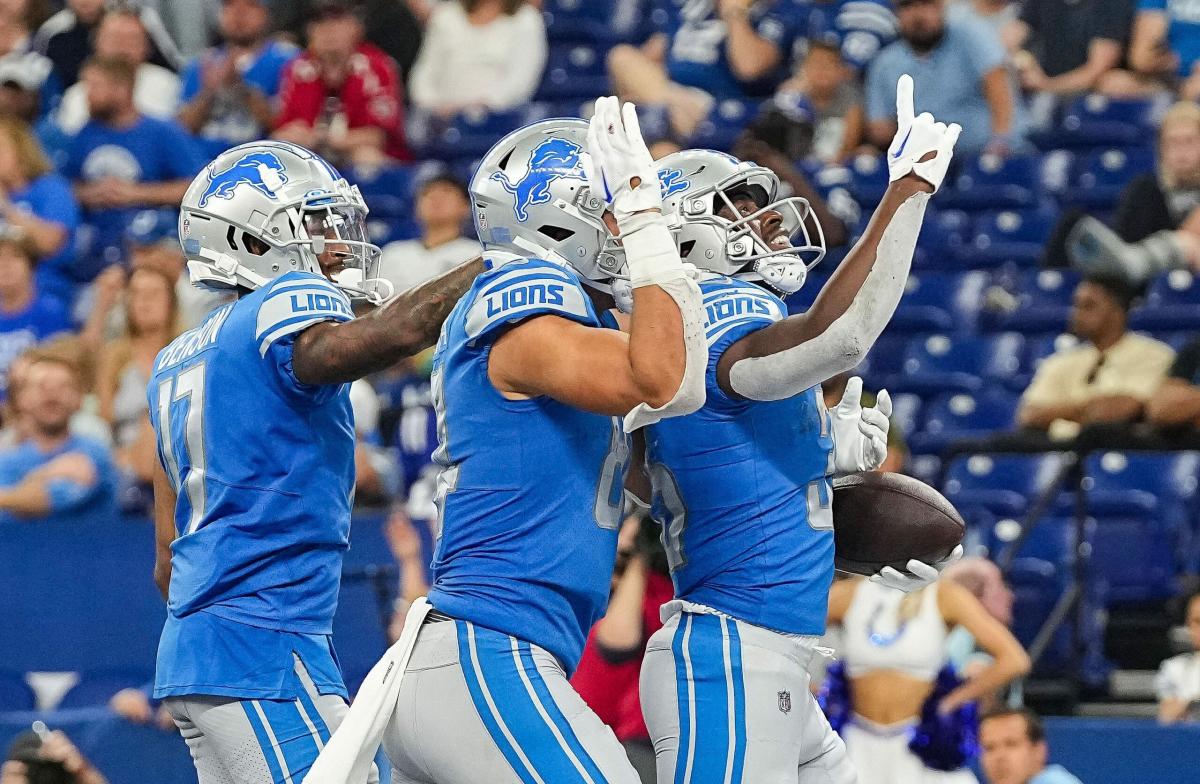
1, 0, 1200, 782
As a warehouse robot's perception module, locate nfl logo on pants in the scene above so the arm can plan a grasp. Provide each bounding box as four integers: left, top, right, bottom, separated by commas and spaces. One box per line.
778, 690, 791, 714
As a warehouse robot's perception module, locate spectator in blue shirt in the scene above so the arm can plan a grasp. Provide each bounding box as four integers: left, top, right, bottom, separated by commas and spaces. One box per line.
866, 0, 1023, 156
1132, 0, 1200, 97
0, 353, 116, 525
0, 116, 79, 310
608, 0, 806, 139
979, 708, 1083, 784
177, 0, 298, 159
0, 227, 70, 401
64, 56, 201, 303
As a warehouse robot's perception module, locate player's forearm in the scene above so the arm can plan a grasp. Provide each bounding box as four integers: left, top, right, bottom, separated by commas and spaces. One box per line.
292, 256, 484, 385
627, 285, 688, 408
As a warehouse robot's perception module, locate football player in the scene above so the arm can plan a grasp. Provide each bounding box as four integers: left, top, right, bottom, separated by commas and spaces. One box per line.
149, 140, 483, 784
635, 75, 964, 783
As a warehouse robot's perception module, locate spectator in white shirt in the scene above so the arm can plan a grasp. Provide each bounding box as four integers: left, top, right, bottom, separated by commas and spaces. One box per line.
1157, 591, 1200, 724
407, 0, 546, 117
55, 8, 181, 135
378, 174, 480, 293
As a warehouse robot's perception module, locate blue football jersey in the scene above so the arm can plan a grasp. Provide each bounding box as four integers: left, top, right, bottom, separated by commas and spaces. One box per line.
644, 276, 835, 636
148, 271, 356, 699
426, 257, 631, 672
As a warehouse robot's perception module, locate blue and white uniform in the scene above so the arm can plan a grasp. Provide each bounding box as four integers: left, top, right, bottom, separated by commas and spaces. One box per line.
639, 275, 855, 783
382, 256, 641, 784
149, 271, 376, 784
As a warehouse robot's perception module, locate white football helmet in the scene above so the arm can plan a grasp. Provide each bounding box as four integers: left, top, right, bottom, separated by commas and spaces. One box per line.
656, 149, 825, 295
471, 118, 627, 294
179, 141, 391, 303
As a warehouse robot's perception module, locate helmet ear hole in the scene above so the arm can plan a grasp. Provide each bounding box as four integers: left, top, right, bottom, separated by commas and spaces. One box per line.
243, 233, 269, 256
537, 225, 575, 242
679, 240, 695, 259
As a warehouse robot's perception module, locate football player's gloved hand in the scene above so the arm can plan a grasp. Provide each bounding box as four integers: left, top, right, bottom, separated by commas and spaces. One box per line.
583, 96, 663, 225
831, 377, 891, 474
870, 545, 965, 593
886, 74, 961, 192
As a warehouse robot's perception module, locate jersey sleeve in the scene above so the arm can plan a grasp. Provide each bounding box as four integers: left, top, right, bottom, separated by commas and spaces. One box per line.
699, 281, 786, 409
255, 273, 355, 400
461, 259, 598, 348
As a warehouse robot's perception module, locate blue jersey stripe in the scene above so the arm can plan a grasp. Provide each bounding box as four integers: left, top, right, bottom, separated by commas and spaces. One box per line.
686, 614, 730, 784
456, 622, 541, 784
241, 701, 288, 783
672, 615, 694, 784
727, 620, 747, 784
517, 641, 610, 784
479, 268, 573, 300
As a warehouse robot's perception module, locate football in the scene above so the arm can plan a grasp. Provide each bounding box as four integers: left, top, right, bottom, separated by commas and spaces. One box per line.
831, 471, 965, 576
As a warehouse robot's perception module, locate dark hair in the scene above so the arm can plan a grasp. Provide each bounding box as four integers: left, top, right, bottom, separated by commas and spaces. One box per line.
419, 174, 469, 201
980, 707, 1045, 744
1081, 274, 1140, 312
81, 55, 137, 87
460, 0, 525, 15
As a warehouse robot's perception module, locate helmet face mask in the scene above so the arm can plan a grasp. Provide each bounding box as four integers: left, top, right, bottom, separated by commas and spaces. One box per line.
660, 151, 826, 296
180, 142, 391, 304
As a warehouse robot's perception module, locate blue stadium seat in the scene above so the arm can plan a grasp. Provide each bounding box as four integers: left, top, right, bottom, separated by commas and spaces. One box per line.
0, 672, 33, 711
985, 269, 1080, 335
940, 154, 1042, 211
59, 672, 150, 709
685, 99, 760, 151
856, 332, 914, 389
1090, 516, 1179, 603
1033, 95, 1158, 149
908, 389, 1020, 455
536, 43, 610, 101
913, 209, 970, 270
542, 0, 616, 43
1130, 271, 1200, 331
345, 164, 417, 219
988, 515, 1081, 564
1023, 332, 1079, 378
890, 272, 987, 333
1059, 147, 1156, 212
333, 574, 392, 695
418, 109, 531, 160
888, 332, 1024, 395
889, 392, 924, 438
843, 155, 889, 207
943, 452, 1068, 517
1083, 451, 1200, 526
962, 208, 1056, 269
1005, 557, 1070, 672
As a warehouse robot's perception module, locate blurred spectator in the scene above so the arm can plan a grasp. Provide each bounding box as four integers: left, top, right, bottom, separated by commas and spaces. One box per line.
820, 371, 905, 470
273, 0, 409, 165
943, 556, 1017, 712
0, 0, 39, 58
270, 0, 425, 83
0, 353, 116, 524
866, 0, 1023, 157
791, 0, 897, 72
385, 502, 432, 642
949, 0, 1020, 42
177, 0, 298, 158
1009, 0, 1133, 97
34, 0, 183, 91
64, 56, 201, 300
979, 708, 1083, 784
55, 6, 183, 135
0, 227, 70, 401
3, 729, 108, 784
0, 116, 80, 308
607, 0, 805, 139
1130, 0, 1200, 97
1147, 334, 1200, 429
408, 0, 546, 117
90, 266, 180, 493
0, 51, 53, 124
138, 0, 219, 61
124, 208, 230, 328
378, 174, 480, 293
748, 38, 864, 164
572, 513, 674, 784
350, 377, 401, 506
374, 353, 437, 494
1016, 276, 1175, 440
1156, 590, 1200, 723
109, 685, 176, 730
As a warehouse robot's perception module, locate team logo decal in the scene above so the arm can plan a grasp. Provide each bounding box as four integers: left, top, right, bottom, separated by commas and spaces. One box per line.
200, 151, 289, 208
778, 690, 792, 714
491, 137, 585, 222
658, 168, 690, 198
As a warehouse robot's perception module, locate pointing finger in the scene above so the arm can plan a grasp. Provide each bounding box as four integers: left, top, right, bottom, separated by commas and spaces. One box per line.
896, 74, 915, 127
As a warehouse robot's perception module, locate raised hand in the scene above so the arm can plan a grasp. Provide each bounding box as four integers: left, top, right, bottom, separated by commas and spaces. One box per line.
886, 74, 961, 192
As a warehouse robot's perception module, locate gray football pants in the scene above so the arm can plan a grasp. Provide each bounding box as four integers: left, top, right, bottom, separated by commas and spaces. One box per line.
640, 609, 857, 784
382, 617, 641, 784
164, 656, 379, 784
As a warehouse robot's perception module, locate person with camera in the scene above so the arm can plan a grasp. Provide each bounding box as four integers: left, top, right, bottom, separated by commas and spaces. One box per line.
2, 728, 107, 784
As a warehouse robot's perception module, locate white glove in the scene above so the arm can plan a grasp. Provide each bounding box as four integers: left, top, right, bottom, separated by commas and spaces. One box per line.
830, 377, 891, 475
870, 545, 965, 592
886, 74, 961, 192
582, 96, 662, 225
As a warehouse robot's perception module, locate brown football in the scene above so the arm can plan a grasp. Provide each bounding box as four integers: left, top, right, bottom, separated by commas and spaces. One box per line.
831, 472, 965, 576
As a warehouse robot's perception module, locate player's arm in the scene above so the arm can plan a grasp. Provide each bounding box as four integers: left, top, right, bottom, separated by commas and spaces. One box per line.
935, 580, 1031, 714
715, 76, 961, 402
493, 97, 706, 429
152, 459, 176, 601
291, 256, 485, 385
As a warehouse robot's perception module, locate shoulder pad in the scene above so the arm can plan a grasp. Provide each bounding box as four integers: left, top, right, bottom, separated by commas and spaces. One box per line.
464, 258, 596, 344
255, 272, 354, 356
701, 279, 785, 346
